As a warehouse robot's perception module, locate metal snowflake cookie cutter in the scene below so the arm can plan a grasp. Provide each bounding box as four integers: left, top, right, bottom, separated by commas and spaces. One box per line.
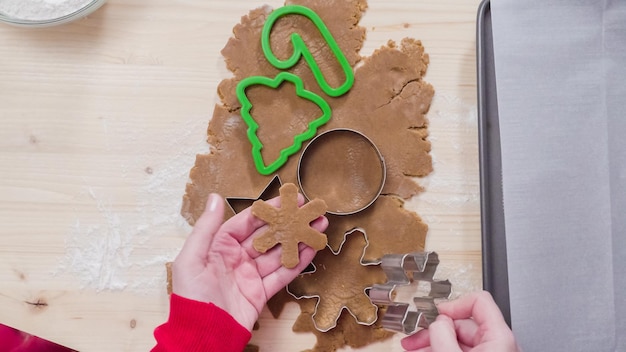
328, 227, 376, 265
367, 252, 452, 335
286, 230, 381, 332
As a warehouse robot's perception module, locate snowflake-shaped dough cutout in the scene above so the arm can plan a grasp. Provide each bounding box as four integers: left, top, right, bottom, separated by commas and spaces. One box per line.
287, 231, 387, 332
252, 183, 328, 268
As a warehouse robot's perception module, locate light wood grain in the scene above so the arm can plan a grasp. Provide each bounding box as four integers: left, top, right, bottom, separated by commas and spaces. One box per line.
0, 0, 482, 350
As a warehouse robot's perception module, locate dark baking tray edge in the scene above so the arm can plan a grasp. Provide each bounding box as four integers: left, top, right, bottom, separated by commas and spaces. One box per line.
476, 0, 511, 327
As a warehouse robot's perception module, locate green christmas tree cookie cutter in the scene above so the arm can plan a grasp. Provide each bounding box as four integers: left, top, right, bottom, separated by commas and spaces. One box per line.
236, 4, 355, 175
236, 72, 332, 176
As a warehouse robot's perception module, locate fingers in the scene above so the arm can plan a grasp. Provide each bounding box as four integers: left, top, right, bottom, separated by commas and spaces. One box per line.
402, 317, 477, 352
310, 215, 329, 233
253, 244, 285, 275
428, 315, 463, 352
262, 246, 317, 298
453, 318, 480, 347
437, 291, 516, 347
178, 193, 224, 261
254, 242, 309, 277
220, 193, 306, 243
239, 211, 329, 260
254, 213, 328, 290
437, 291, 508, 332
247, 214, 329, 277
402, 292, 513, 352
401, 328, 431, 351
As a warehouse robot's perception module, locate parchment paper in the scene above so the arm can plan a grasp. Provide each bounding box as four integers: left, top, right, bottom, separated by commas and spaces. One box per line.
491, 0, 626, 350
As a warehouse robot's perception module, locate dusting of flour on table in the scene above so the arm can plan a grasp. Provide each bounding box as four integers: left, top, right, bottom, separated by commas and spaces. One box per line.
55, 117, 210, 293
0, 0, 93, 21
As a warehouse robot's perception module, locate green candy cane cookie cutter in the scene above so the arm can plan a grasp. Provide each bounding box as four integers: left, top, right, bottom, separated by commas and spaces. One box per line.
261, 5, 354, 97
236, 4, 355, 175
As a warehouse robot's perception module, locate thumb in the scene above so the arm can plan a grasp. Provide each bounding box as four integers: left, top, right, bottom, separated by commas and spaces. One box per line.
178, 193, 224, 260
429, 315, 463, 352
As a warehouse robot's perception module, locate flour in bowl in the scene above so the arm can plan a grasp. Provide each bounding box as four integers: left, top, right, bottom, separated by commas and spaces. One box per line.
0, 0, 93, 21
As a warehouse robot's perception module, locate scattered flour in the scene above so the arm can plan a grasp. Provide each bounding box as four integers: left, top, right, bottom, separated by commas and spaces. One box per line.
54, 92, 478, 295
55, 117, 210, 293
410, 91, 482, 295
409, 92, 480, 209
0, 0, 93, 21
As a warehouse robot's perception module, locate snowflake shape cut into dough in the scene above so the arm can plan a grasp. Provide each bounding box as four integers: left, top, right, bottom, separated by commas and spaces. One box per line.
252, 183, 328, 269
287, 231, 387, 332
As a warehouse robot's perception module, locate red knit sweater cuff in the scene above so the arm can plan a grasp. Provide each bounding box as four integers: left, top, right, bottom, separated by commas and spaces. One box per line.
153, 294, 251, 352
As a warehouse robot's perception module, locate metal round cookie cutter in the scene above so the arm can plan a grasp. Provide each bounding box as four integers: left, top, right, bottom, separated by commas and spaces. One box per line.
297, 128, 386, 215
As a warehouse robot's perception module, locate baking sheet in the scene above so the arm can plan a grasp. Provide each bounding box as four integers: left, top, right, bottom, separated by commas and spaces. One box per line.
490, 0, 626, 351
476, 0, 511, 327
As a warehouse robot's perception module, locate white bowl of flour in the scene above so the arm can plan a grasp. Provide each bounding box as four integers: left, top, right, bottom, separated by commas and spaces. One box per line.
0, 0, 106, 27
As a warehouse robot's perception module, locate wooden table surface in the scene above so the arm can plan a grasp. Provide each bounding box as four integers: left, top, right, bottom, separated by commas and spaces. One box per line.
0, 0, 482, 350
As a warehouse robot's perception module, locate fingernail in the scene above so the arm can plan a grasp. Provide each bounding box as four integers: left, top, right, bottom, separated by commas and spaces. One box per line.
435, 314, 451, 324
208, 193, 219, 212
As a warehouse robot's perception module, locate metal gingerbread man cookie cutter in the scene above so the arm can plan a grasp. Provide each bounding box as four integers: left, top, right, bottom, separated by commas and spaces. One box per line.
367, 252, 452, 335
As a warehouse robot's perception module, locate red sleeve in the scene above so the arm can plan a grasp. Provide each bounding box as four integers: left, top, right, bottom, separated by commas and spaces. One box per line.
152, 294, 252, 352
